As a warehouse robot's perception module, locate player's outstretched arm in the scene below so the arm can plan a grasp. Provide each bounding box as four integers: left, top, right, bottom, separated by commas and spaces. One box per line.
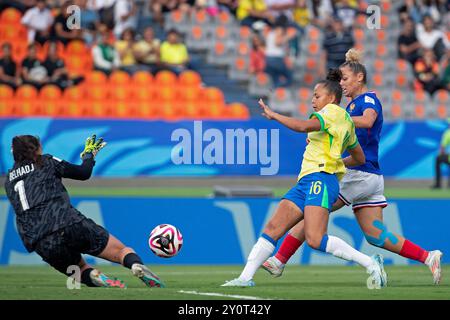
343, 143, 365, 167
351, 109, 377, 129
57, 134, 107, 181
258, 99, 321, 133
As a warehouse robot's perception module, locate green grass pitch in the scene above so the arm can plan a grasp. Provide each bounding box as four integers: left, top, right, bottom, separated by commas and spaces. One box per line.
0, 265, 449, 300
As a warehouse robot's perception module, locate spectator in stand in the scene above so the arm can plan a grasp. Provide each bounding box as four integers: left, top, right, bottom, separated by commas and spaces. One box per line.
43, 41, 84, 89
398, 17, 422, 66
320, 16, 354, 77
398, 0, 422, 24
441, 51, 450, 90
0, 43, 22, 90
420, 0, 444, 24
0, 0, 36, 13
217, 0, 238, 16
21, 42, 49, 89
236, 0, 273, 28
21, 0, 54, 44
88, 0, 117, 30
149, 0, 180, 28
114, 0, 137, 38
52, 0, 83, 45
264, 18, 294, 88
416, 15, 449, 61
293, 0, 311, 30
115, 28, 142, 74
249, 33, 266, 74
414, 49, 443, 95
333, 0, 358, 30
92, 27, 120, 75
432, 118, 450, 189
159, 29, 190, 75
134, 27, 161, 74
76, 0, 100, 45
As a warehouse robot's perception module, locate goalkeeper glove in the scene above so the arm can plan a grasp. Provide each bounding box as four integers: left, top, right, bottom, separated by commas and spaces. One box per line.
80, 134, 107, 160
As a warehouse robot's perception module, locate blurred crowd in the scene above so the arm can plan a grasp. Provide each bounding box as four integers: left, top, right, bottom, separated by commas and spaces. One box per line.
0, 0, 449, 93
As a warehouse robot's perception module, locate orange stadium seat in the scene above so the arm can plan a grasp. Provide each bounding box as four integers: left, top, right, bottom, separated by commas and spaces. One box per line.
61, 99, 87, 117
391, 104, 403, 119
0, 8, 22, 24
391, 90, 404, 102
376, 30, 386, 42
237, 42, 250, 56
203, 87, 224, 104
13, 99, 40, 116
376, 44, 387, 58
374, 59, 385, 71
0, 85, 14, 100
86, 85, 109, 100
190, 26, 203, 41
85, 71, 108, 85
215, 25, 229, 40
356, 14, 366, 27
133, 86, 155, 101
15, 85, 38, 100
305, 58, 317, 70
396, 59, 409, 73
66, 40, 88, 56
308, 42, 320, 55
41, 100, 63, 116
179, 87, 202, 101
169, 10, 184, 24
380, 15, 389, 29
193, 9, 208, 24
353, 28, 365, 42
213, 41, 226, 56
39, 85, 62, 100
155, 70, 177, 86
307, 27, 320, 42
178, 70, 202, 87
109, 70, 131, 86
63, 86, 85, 100
109, 85, 133, 100
381, 1, 392, 12
132, 71, 153, 86
372, 73, 384, 87
256, 72, 270, 86
0, 98, 14, 116
156, 86, 178, 101
414, 90, 428, 104
303, 73, 315, 86
396, 74, 408, 88
226, 103, 249, 120
218, 11, 231, 25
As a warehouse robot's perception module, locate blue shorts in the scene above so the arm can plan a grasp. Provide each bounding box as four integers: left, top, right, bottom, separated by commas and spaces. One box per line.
282, 172, 339, 213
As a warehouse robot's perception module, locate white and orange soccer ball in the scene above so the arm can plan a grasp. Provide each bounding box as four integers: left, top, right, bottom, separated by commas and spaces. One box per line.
148, 224, 183, 258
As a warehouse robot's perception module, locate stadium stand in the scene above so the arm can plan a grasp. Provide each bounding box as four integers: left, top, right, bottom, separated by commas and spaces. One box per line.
0, 0, 449, 120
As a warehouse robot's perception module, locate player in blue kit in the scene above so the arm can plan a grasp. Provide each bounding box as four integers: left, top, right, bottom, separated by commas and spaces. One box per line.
263, 49, 443, 285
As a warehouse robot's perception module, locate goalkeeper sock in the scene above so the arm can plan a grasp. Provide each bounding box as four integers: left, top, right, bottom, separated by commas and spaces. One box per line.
81, 268, 97, 287
123, 252, 143, 269
275, 234, 303, 264
320, 234, 372, 268
239, 234, 276, 282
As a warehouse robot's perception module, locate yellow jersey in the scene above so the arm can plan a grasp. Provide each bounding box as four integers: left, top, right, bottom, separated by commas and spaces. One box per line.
298, 103, 359, 181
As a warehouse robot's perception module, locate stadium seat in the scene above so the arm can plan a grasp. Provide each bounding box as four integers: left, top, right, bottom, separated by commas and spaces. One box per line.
0, 85, 14, 100
226, 103, 250, 120
248, 72, 272, 97
86, 85, 109, 100
307, 42, 320, 56
218, 11, 233, 26
413, 104, 425, 119
203, 87, 225, 104
15, 85, 38, 100
61, 99, 87, 117
435, 90, 449, 104
228, 57, 249, 81
66, 40, 88, 56
179, 87, 203, 101
156, 86, 178, 101
437, 104, 448, 119
155, 70, 177, 87
395, 73, 409, 88
41, 100, 63, 116
269, 88, 295, 115
132, 71, 153, 86
178, 70, 202, 87
298, 103, 309, 117
109, 70, 131, 86
206, 41, 232, 66
237, 42, 250, 56
0, 98, 13, 116
0, 8, 22, 24
239, 26, 252, 42
39, 85, 62, 100
109, 85, 133, 100
63, 86, 85, 100
186, 25, 209, 50
390, 104, 404, 119
164, 9, 188, 32
85, 71, 108, 86
297, 88, 312, 101
133, 86, 155, 101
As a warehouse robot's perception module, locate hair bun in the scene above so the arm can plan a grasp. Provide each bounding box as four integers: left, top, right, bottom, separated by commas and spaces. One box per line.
326, 68, 342, 82
345, 48, 362, 63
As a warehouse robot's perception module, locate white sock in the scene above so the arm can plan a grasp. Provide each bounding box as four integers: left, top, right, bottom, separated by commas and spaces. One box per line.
272, 256, 284, 267
325, 235, 373, 269
239, 237, 275, 281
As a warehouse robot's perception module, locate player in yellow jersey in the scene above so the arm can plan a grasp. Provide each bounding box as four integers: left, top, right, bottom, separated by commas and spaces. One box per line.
222, 69, 386, 289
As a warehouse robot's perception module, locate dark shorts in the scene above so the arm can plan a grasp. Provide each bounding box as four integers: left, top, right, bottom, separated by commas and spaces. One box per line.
34, 218, 110, 275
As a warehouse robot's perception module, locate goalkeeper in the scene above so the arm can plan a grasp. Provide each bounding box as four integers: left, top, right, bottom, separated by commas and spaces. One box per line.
4, 134, 164, 288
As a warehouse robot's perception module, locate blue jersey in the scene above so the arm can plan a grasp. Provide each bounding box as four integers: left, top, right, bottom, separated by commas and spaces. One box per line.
345, 92, 383, 175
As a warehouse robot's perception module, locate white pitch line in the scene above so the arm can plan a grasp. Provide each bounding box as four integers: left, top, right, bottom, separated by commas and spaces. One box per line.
177, 290, 271, 300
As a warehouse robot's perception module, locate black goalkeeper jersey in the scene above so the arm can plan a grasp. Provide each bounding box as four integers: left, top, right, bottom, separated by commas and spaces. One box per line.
4, 153, 96, 252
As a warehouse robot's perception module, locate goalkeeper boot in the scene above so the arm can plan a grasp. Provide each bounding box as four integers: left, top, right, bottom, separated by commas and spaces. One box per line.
262, 257, 285, 278
90, 269, 126, 288
221, 278, 255, 287
425, 250, 443, 285
131, 264, 165, 288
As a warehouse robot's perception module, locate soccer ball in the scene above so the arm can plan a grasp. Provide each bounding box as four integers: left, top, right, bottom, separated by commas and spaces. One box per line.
148, 224, 183, 258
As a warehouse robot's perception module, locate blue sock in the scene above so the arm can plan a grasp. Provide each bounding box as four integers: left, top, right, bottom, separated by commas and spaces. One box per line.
318, 234, 329, 252
261, 233, 277, 247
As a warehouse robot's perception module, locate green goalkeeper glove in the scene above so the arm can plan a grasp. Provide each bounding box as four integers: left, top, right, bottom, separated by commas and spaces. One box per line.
80, 134, 107, 160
